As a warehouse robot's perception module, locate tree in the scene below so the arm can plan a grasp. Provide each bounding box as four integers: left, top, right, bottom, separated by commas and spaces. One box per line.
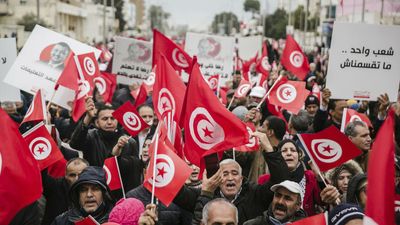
293, 5, 318, 32
17, 13, 47, 32
113, 0, 126, 32
211, 12, 240, 35
244, 0, 260, 13
148, 5, 170, 33
264, 9, 288, 39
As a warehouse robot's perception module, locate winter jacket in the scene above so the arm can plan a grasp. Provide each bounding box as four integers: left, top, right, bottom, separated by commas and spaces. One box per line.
243, 208, 306, 225
346, 173, 367, 206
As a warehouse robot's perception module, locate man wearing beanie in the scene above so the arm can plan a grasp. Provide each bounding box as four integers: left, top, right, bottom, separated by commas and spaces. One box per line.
328, 203, 364, 225
51, 166, 114, 225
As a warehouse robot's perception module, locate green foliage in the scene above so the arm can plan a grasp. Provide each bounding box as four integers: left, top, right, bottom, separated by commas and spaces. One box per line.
244, 0, 260, 13
211, 12, 240, 35
293, 5, 318, 31
148, 5, 170, 33
264, 9, 288, 39
17, 13, 47, 32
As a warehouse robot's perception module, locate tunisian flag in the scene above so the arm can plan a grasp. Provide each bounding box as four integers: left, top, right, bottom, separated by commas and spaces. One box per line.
103, 157, 123, 191
340, 108, 372, 132
56, 53, 79, 91
112, 101, 149, 137
207, 74, 219, 92
280, 35, 310, 80
233, 123, 259, 152
242, 52, 258, 81
269, 80, 309, 114
143, 132, 192, 206
181, 58, 249, 167
234, 79, 252, 98
364, 109, 396, 225
21, 89, 47, 125
132, 83, 148, 108
22, 122, 64, 170
153, 29, 193, 73
255, 43, 270, 79
0, 109, 42, 225
297, 125, 362, 172
94, 72, 117, 104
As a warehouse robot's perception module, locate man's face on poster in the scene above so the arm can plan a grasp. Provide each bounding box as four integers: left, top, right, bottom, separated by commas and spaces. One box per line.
50, 44, 69, 65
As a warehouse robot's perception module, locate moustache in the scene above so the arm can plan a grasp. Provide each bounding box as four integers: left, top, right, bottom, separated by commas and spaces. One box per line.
274, 203, 287, 212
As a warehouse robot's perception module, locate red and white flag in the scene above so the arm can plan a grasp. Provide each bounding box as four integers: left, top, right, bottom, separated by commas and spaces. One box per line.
207, 74, 219, 92
96, 43, 112, 63
269, 80, 309, 114
255, 43, 270, 78
132, 83, 148, 108
280, 35, 310, 80
242, 52, 258, 81
234, 79, 252, 98
143, 130, 192, 206
94, 72, 117, 104
340, 108, 372, 132
21, 89, 47, 125
290, 212, 327, 225
22, 122, 64, 170
297, 125, 362, 172
181, 59, 249, 167
103, 157, 123, 191
364, 109, 396, 225
143, 70, 155, 93
112, 101, 149, 137
56, 53, 79, 91
234, 123, 259, 152
75, 215, 100, 225
0, 109, 42, 225
153, 29, 192, 73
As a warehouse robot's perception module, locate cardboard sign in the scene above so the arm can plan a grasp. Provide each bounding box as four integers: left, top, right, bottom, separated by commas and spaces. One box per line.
326, 22, 400, 101
3, 25, 100, 109
112, 37, 153, 85
184, 32, 235, 86
0, 38, 21, 102
237, 35, 262, 61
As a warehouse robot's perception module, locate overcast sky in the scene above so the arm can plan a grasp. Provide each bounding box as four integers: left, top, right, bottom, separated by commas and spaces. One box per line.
145, 0, 279, 31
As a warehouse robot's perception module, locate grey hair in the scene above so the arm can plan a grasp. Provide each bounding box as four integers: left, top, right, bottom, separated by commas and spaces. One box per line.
201, 198, 238, 225
344, 120, 367, 137
219, 158, 242, 175
289, 110, 309, 132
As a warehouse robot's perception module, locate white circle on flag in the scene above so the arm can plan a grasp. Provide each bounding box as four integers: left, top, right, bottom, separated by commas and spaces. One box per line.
172, 48, 189, 68
77, 80, 91, 99
289, 51, 304, 68
245, 126, 256, 148
189, 107, 225, 150
261, 57, 271, 71
25, 102, 35, 118
94, 77, 106, 95
144, 72, 155, 86
123, 112, 141, 131
103, 165, 112, 185
349, 115, 363, 123
208, 77, 218, 90
157, 88, 176, 116
29, 137, 52, 160
276, 84, 297, 103
311, 139, 342, 163
237, 84, 251, 97
149, 154, 175, 187
84, 57, 96, 76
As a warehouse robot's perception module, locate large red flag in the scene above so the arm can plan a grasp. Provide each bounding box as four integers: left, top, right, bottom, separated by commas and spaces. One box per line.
103, 157, 123, 191
340, 108, 372, 132
207, 74, 219, 92
290, 212, 327, 225
153, 29, 193, 73
364, 109, 395, 225
280, 35, 310, 80
21, 89, 47, 125
56, 53, 79, 91
112, 101, 150, 137
234, 79, 252, 98
233, 123, 259, 152
132, 83, 148, 108
297, 125, 362, 172
22, 122, 64, 170
0, 109, 42, 225
143, 133, 192, 206
255, 43, 270, 79
181, 59, 249, 166
94, 72, 117, 104
269, 80, 309, 114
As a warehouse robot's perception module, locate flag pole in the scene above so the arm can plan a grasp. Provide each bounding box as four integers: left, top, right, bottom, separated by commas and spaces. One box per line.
227, 96, 235, 110
150, 128, 160, 205
232, 149, 236, 161
256, 75, 283, 109
216, 74, 221, 99
114, 156, 126, 199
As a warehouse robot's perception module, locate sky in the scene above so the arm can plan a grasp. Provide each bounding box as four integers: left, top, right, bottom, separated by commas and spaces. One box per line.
145, 0, 279, 31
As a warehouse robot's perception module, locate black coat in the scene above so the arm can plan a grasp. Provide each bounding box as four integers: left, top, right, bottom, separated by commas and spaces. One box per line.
174, 151, 290, 225
50, 205, 112, 225
243, 209, 306, 225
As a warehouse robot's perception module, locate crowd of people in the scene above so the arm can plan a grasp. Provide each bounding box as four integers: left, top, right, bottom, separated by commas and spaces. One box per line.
2, 38, 400, 225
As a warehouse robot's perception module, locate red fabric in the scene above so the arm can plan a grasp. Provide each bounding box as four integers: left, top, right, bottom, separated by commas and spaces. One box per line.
255, 43, 270, 79
47, 158, 67, 178
0, 109, 42, 225
297, 126, 362, 172
96, 72, 117, 104
280, 35, 310, 80
143, 132, 192, 206
22, 123, 64, 170
242, 52, 258, 81
21, 89, 46, 125
143, 69, 155, 93
290, 212, 327, 225
103, 157, 123, 191
132, 83, 148, 108
257, 73, 269, 90
340, 108, 372, 132
269, 80, 309, 114
365, 110, 395, 225
153, 29, 193, 73
234, 79, 252, 98
75, 216, 99, 225
112, 101, 149, 137
181, 59, 248, 167
233, 123, 259, 152
207, 74, 219, 92
56, 53, 79, 91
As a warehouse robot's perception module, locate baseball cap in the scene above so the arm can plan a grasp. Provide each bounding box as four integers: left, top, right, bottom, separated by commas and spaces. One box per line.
305, 95, 319, 107
271, 180, 302, 195
249, 86, 266, 98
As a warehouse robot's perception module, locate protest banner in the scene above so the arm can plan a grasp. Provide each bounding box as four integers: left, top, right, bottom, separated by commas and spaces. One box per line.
237, 35, 262, 61
112, 37, 153, 85
326, 22, 400, 101
3, 25, 100, 109
0, 38, 21, 102
184, 32, 234, 86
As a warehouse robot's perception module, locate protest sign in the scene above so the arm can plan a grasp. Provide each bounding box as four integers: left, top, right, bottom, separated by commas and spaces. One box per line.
112, 37, 153, 85
0, 38, 21, 102
184, 32, 234, 86
3, 25, 100, 109
326, 22, 400, 101
237, 35, 262, 61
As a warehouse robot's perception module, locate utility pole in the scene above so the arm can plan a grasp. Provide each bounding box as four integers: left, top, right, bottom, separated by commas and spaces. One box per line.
380, 0, 384, 24
361, 0, 366, 22
103, 0, 107, 44
36, 0, 40, 22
